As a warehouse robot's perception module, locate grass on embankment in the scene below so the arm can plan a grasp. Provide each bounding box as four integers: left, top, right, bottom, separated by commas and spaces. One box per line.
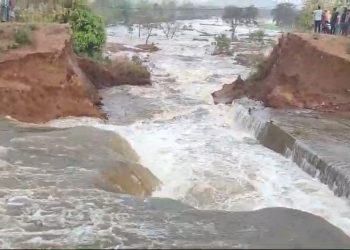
0, 23, 36, 52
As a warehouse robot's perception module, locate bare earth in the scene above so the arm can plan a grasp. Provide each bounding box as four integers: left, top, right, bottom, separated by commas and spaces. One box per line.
0, 23, 102, 123
213, 32, 350, 113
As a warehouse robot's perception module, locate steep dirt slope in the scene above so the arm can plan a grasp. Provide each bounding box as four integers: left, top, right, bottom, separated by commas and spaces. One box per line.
0, 23, 103, 123
213, 33, 350, 112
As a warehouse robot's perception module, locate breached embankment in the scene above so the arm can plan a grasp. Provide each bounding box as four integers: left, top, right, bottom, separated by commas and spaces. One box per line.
212, 33, 350, 198
213, 33, 350, 111
0, 23, 151, 123
0, 23, 159, 197
0, 24, 103, 123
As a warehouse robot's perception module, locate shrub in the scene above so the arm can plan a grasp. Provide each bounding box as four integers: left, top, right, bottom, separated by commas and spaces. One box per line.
28, 23, 38, 31
249, 30, 265, 43
131, 55, 143, 65
296, 11, 313, 31
14, 29, 32, 46
108, 57, 150, 85
68, 5, 106, 57
248, 56, 270, 81
214, 34, 232, 55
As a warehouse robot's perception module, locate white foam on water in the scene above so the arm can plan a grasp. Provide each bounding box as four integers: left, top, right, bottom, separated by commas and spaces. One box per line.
0, 146, 9, 157
43, 19, 350, 237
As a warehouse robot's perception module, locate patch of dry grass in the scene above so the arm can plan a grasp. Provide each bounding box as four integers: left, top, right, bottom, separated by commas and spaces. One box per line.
248, 55, 271, 81
0, 23, 34, 52
108, 57, 151, 85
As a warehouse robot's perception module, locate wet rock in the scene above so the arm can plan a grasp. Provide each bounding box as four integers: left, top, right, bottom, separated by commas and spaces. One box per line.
95, 162, 160, 197
0, 122, 160, 197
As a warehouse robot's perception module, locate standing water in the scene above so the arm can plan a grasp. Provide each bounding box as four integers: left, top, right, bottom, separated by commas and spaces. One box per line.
1, 19, 350, 248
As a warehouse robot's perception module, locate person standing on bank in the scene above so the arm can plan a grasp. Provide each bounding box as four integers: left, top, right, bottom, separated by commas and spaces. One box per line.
0, 0, 9, 22
8, 0, 15, 21
330, 7, 339, 34
340, 7, 348, 35
313, 5, 323, 33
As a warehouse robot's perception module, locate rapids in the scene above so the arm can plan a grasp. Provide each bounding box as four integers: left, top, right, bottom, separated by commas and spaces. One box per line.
50, 20, 350, 233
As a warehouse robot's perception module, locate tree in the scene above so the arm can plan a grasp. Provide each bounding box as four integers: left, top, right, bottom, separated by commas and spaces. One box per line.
69, 3, 106, 56
222, 5, 243, 39
91, 0, 132, 25
297, 0, 322, 30
223, 5, 243, 25
244, 5, 258, 23
271, 3, 298, 28
158, 0, 180, 39
214, 34, 232, 55
161, 0, 177, 22
129, 0, 162, 44
161, 22, 180, 39
249, 29, 265, 44
119, 0, 132, 24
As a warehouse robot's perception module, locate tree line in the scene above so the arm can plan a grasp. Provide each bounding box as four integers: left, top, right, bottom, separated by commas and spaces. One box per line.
271, 0, 348, 30
91, 0, 224, 25
222, 5, 259, 25
16, 0, 86, 9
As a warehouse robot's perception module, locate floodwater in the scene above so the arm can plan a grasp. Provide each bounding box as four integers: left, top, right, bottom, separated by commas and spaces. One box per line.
1, 19, 350, 248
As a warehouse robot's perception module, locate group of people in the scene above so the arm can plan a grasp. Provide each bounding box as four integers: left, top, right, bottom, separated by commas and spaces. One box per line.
0, 0, 16, 22
314, 5, 350, 35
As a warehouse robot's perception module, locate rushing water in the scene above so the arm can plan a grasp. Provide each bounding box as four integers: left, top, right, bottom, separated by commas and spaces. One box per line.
50, 20, 350, 233
1, 19, 350, 248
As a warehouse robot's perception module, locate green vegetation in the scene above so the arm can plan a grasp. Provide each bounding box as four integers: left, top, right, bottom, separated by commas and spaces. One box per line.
248, 56, 270, 81
222, 5, 259, 37
271, 3, 298, 28
68, 4, 106, 57
222, 5, 259, 24
214, 34, 232, 55
13, 1, 106, 57
109, 57, 150, 85
28, 23, 38, 31
16, 8, 64, 23
14, 29, 32, 46
92, 0, 132, 25
92, 0, 220, 25
131, 55, 143, 65
249, 30, 265, 43
296, 0, 344, 31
